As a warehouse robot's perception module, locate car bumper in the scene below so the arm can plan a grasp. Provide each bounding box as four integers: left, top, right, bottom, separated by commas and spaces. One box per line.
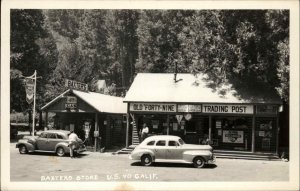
207, 155, 216, 164
75, 146, 87, 153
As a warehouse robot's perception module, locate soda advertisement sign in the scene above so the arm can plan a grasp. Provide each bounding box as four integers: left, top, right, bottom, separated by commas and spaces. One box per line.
223, 130, 244, 143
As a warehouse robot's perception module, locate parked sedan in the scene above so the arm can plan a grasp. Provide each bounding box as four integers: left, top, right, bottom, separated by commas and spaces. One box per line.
16, 130, 86, 156
130, 135, 215, 168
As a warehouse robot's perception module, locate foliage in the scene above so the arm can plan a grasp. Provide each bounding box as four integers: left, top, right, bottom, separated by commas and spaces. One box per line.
10, 9, 289, 114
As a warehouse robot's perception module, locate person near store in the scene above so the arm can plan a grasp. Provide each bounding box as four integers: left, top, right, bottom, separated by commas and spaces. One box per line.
68, 130, 80, 158
140, 123, 149, 141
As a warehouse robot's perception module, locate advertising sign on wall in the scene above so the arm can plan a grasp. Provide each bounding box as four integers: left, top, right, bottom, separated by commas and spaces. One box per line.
130, 103, 176, 112
202, 104, 253, 114
177, 104, 202, 112
65, 96, 77, 109
223, 130, 244, 143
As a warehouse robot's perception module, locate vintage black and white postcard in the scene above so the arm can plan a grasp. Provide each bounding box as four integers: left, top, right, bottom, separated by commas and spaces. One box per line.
1, 0, 299, 190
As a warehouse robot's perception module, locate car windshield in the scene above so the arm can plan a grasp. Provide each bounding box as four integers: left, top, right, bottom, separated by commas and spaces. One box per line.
178, 139, 185, 145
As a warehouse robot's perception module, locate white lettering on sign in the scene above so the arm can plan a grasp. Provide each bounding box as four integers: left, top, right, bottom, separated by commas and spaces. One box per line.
177, 104, 202, 112
202, 104, 253, 114
65, 79, 88, 92
130, 103, 176, 112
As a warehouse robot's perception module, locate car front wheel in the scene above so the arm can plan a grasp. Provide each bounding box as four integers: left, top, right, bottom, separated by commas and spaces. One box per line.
141, 154, 152, 166
19, 145, 28, 154
56, 147, 65, 157
193, 156, 205, 168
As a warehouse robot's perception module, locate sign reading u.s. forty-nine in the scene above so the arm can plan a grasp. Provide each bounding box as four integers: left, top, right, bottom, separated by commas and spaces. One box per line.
202, 104, 253, 114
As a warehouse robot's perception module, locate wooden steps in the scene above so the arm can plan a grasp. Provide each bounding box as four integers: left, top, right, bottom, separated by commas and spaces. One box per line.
213, 150, 280, 160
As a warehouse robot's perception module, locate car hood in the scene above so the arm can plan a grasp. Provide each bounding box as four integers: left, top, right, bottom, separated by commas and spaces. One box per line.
181, 144, 212, 150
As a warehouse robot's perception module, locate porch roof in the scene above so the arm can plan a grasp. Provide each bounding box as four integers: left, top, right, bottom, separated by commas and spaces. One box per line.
41, 89, 127, 114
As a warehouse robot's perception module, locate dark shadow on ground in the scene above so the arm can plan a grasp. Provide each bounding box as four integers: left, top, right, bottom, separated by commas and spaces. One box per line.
131, 162, 217, 169
26, 152, 89, 158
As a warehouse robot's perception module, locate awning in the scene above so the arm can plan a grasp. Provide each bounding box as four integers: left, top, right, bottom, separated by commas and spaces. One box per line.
41, 89, 127, 114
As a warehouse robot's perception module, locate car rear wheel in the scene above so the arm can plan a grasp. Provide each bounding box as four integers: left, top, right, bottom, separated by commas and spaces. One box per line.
56, 147, 65, 157
141, 154, 152, 166
19, 145, 28, 154
193, 156, 205, 168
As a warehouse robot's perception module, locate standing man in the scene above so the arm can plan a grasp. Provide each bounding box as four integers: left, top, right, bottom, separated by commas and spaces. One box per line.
140, 123, 149, 142
69, 130, 79, 158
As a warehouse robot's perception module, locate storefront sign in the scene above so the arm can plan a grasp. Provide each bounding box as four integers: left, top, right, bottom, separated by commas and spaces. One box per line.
65, 96, 77, 109
65, 79, 88, 92
130, 103, 176, 112
223, 130, 244, 143
202, 104, 253, 114
177, 104, 202, 112
256, 105, 278, 114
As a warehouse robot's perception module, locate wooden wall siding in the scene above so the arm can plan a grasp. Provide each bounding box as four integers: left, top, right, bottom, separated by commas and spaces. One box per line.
255, 117, 277, 152
110, 115, 126, 146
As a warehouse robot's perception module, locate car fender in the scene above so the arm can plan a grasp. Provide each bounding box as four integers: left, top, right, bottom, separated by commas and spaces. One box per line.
55, 142, 69, 153
183, 150, 212, 163
16, 140, 35, 152
131, 148, 155, 160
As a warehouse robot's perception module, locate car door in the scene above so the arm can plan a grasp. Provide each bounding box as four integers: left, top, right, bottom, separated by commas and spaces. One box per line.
46, 133, 59, 151
166, 140, 183, 160
154, 140, 167, 159
36, 132, 48, 150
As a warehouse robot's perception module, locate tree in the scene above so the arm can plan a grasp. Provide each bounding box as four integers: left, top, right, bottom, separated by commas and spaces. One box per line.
10, 9, 58, 112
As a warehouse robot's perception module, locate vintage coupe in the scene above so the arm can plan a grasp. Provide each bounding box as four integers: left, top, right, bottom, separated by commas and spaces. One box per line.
130, 135, 215, 168
16, 130, 86, 156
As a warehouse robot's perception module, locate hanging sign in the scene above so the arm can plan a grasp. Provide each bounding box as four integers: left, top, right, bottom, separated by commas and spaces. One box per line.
202, 104, 253, 114
184, 113, 192, 121
65, 79, 88, 92
65, 96, 77, 109
176, 115, 183, 123
25, 78, 35, 104
130, 103, 176, 112
178, 104, 202, 112
223, 130, 244, 143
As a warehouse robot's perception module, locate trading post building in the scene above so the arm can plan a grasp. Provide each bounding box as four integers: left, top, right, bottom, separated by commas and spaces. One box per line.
123, 73, 283, 157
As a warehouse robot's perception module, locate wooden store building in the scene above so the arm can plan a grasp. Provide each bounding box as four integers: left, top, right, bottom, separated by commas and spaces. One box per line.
41, 81, 127, 151
123, 73, 282, 155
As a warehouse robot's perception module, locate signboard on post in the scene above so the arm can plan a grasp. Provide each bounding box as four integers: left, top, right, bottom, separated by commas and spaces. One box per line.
25, 78, 35, 104
65, 79, 88, 92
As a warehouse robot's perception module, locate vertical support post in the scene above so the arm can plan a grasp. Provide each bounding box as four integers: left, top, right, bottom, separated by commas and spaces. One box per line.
94, 112, 98, 152
126, 103, 130, 148
167, 115, 170, 135
45, 111, 48, 131
208, 115, 212, 140
251, 115, 256, 153
276, 115, 279, 155
126, 113, 129, 148
32, 70, 37, 136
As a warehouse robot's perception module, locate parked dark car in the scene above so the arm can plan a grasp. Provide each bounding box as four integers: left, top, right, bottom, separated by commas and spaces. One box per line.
16, 130, 86, 156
